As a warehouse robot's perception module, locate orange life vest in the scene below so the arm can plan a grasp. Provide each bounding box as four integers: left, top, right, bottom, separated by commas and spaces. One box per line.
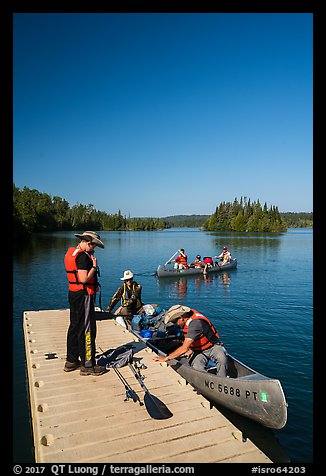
183, 309, 220, 352
64, 247, 98, 295
176, 254, 188, 268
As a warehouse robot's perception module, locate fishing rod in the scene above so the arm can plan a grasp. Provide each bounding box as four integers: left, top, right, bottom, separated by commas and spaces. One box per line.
132, 359, 147, 381
113, 366, 143, 406
128, 360, 173, 420
98, 346, 142, 406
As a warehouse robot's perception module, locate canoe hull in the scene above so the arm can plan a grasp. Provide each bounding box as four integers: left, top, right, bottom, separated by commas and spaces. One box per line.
141, 338, 287, 430
156, 258, 237, 278
172, 356, 287, 429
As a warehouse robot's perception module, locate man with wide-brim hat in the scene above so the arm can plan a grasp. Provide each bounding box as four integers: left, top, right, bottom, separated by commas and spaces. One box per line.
106, 270, 143, 324
74, 231, 105, 248
63, 230, 107, 376
154, 304, 228, 376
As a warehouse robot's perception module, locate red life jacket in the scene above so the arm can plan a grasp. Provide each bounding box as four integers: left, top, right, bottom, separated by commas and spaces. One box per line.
183, 309, 220, 351
203, 257, 213, 265
64, 247, 98, 295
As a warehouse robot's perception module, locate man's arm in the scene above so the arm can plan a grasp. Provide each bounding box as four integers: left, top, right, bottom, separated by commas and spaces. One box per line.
154, 337, 193, 362
106, 286, 123, 312
76, 253, 97, 284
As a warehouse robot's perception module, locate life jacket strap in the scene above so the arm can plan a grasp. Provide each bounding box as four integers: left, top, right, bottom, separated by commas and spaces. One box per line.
66, 269, 81, 285
94, 282, 103, 311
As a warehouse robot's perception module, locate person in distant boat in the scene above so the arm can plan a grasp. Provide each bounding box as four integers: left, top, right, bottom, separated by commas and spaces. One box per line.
106, 270, 143, 324
214, 246, 231, 266
169, 249, 188, 269
63, 231, 107, 376
202, 256, 214, 274
193, 255, 203, 268
153, 304, 228, 377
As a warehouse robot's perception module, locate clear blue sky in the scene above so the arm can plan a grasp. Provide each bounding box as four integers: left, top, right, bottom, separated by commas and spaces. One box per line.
13, 13, 313, 216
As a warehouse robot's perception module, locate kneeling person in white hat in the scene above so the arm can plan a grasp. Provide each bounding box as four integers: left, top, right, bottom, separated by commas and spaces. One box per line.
154, 304, 228, 376
106, 270, 143, 324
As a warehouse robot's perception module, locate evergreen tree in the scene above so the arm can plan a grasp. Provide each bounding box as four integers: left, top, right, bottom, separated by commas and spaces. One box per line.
230, 211, 246, 231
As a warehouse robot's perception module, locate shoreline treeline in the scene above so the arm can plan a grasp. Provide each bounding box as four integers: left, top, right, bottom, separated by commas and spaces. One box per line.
280, 212, 313, 228
13, 185, 169, 240
13, 186, 312, 241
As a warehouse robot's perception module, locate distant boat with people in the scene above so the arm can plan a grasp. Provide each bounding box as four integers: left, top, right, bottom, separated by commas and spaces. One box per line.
156, 258, 237, 278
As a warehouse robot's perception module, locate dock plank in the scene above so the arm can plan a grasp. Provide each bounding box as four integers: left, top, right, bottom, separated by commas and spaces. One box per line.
24, 309, 272, 463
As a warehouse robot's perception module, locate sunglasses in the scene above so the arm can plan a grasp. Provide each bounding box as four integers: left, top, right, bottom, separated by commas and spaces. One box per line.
88, 242, 97, 247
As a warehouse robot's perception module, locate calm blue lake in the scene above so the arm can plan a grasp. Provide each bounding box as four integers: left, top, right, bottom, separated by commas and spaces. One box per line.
13, 228, 313, 463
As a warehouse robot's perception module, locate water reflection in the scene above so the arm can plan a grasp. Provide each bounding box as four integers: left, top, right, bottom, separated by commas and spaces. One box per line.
202, 271, 232, 290
205, 231, 282, 258
13, 232, 72, 261
175, 278, 187, 298
157, 269, 233, 300
220, 271, 231, 287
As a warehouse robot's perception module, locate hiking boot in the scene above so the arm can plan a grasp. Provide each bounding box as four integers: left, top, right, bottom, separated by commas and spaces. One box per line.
80, 364, 107, 376
64, 360, 81, 372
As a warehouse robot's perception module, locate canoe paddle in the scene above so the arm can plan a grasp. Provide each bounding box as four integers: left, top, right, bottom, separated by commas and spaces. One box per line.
128, 361, 173, 420
165, 251, 178, 265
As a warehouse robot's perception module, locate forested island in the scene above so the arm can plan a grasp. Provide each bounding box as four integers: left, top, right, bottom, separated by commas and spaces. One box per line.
205, 197, 287, 232
13, 186, 312, 242
164, 211, 312, 229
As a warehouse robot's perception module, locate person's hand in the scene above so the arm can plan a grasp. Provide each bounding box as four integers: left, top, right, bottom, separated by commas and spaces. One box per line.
154, 355, 167, 362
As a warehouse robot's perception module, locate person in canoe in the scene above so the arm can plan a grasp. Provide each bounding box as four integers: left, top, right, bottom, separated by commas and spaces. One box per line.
153, 304, 228, 377
106, 270, 143, 324
202, 256, 214, 274
193, 255, 203, 268
214, 246, 232, 266
169, 249, 189, 269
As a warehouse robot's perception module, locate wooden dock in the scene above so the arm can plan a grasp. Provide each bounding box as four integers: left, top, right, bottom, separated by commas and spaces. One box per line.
23, 308, 281, 463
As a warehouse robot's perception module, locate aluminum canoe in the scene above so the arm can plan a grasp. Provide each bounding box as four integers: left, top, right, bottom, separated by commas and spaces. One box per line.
134, 332, 287, 430
156, 258, 237, 278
